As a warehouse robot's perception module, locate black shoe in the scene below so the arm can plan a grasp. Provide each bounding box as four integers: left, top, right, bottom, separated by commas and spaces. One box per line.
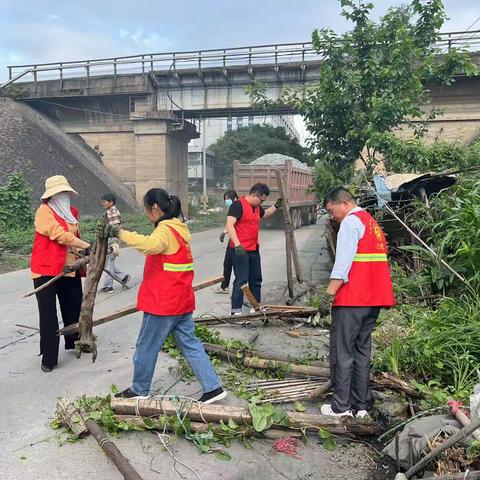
114, 388, 147, 399
41, 364, 53, 372
100, 287, 114, 293
121, 275, 130, 288
198, 387, 227, 404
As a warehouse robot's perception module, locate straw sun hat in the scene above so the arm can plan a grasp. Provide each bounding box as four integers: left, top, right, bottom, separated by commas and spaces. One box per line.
41, 175, 78, 200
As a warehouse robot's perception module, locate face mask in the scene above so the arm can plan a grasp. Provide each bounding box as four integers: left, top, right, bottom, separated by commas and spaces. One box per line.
225, 199, 233, 207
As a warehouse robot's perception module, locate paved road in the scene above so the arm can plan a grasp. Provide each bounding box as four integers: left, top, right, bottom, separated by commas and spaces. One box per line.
0, 223, 375, 480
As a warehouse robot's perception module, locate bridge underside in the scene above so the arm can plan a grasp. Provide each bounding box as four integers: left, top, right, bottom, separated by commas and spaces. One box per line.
15, 57, 480, 206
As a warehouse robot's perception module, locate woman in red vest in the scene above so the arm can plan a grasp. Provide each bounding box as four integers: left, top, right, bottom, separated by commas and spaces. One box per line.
104, 188, 226, 404
321, 187, 394, 418
31, 175, 91, 372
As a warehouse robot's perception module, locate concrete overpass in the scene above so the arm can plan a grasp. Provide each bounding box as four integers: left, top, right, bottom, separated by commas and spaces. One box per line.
3, 31, 480, 207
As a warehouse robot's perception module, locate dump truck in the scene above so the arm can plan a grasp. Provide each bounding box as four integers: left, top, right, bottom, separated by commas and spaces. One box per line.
233, 156, 318, 229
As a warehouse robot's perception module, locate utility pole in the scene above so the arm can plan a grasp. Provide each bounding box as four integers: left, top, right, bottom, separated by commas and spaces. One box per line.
202, 118, 208, 211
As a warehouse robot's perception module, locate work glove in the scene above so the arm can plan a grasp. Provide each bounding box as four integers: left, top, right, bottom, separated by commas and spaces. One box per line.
77, 247, 91, 258
96, 221, 120, 239
235, 245, 247, 256
317, 290, 334, 317
219, 232, 226, 243
274, 198, 283, 209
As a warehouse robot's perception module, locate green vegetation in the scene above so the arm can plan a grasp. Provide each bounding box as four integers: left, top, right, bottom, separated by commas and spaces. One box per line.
209, 124, 308, 185
0, 189, 226, 273
247, 0, 477, 197
373, 175, 480, 405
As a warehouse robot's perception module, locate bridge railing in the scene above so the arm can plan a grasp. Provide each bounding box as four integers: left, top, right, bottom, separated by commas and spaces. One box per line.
3, 30, 480, 88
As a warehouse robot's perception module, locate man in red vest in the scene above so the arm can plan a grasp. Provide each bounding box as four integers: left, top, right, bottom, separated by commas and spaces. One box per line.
321, 187, 395, 418
226, 183, 282, 315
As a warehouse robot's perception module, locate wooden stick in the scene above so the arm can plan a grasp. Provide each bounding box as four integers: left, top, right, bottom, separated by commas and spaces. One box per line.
23, 256, 90, 298
56, 398, 88, 437
113, 414, 301, 440
303, 380, 333, 401
371, 372, 420, 398
59, 275, 224, 336
241, 284, 262, 311
57, 399, 143, 480
86, 419, 143, 480
202, 342, 330, 377
404, 417, 480, 478
75, 231, 109, 362
275, 164, 303, 284
111, 398, 383, 436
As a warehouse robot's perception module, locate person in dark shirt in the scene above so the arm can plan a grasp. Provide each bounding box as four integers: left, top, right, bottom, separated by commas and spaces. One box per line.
213, 190, 239, 294
226, 183, 282, 314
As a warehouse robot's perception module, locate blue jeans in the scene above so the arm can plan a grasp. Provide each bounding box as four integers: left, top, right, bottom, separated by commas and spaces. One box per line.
131, 312, 221, 396
100, 253, 127, 289
231, 250, 262, 313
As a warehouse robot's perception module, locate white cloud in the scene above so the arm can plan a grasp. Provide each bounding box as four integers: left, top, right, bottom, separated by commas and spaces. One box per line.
117, 28, 171, 51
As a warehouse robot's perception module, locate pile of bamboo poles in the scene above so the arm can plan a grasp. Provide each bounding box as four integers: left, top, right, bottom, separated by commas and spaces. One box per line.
246, 377, 329, 404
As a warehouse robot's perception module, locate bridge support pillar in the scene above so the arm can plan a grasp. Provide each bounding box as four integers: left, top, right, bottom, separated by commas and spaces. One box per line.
132, 112, 198, 214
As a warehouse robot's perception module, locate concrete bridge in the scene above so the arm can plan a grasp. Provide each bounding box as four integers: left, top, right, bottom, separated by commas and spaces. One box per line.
3, 31, 480, 207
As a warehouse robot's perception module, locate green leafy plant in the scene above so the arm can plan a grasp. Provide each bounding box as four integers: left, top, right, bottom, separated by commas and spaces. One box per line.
0, 172, 33, 230
247, 0, 477, 197
318, 427, 336, 451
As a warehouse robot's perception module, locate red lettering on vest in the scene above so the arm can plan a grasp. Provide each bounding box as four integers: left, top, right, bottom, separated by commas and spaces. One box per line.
137, 225, 195, 316
333, 210, 395, 307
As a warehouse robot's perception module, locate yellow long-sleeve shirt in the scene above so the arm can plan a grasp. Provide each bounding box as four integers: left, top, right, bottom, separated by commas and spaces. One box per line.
119, 218, 192, 256
31, 204, 80, 278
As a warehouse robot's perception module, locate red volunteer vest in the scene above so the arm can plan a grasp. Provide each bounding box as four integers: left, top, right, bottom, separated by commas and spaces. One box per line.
30, 206, 81, 277
333, 210, 395, 307
229, 196, 261, 251
137, 225, 195, 316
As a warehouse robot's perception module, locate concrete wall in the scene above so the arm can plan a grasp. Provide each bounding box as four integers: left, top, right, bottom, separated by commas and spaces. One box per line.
78, 132, 136, 187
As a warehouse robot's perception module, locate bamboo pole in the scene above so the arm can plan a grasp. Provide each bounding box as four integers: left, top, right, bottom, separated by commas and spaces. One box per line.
113, 414, 302, 439
57, 399, 143, 480
202, 342, 330, 378
86, 419, 143, 480
275, 165, 303, 285
111, 398, 382, 436
59, 275, 224, 336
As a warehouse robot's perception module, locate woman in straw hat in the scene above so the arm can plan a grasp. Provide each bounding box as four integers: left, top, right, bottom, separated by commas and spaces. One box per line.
30, 175, 91, 372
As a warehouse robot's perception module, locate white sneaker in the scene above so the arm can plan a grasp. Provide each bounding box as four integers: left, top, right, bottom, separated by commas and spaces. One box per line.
320, 404, 353, 417
355, 410, 370, 419
212, 286, 229, 294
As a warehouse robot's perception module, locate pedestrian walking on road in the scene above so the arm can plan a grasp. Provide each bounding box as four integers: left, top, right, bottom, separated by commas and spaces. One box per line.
102, 188, 226, 404
213, 189, 238, 295
226, 183, 282, 315
320, 187, 395, 418
98, 193, 130, 293
31, 175, 91, 372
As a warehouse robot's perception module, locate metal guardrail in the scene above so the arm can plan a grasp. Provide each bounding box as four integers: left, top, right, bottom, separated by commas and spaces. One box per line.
3, 30, 480, 89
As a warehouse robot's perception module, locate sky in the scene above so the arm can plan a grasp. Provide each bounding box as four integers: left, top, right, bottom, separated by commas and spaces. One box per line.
1, 0, 478, 72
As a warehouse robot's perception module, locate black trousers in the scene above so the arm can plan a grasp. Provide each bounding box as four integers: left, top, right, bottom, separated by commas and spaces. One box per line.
330, 306, 380, 412
231, 250, 262, 313
220, 247, 234, 289
34, 273, 82, 367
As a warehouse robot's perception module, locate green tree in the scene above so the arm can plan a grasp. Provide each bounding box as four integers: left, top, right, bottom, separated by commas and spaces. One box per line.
209, 124, 308, 185
0, 172, 33, 230
247, 0, 477, 197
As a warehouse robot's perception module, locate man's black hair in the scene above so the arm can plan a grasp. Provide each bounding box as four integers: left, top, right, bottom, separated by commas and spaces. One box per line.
249, 183, 270, 197
323, 187, 355, 208
101, 193, 116, 205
